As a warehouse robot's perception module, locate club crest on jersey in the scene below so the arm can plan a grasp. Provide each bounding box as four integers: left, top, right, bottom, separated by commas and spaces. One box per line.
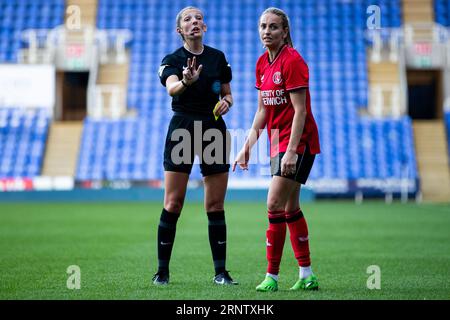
272, 72, 282, 84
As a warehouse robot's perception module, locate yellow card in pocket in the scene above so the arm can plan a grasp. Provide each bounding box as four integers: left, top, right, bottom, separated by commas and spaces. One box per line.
213, 101, 220, 121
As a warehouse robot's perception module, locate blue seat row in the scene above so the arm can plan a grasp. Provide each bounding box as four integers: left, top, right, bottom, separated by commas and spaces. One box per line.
75, 0, 411, 182
0, 108, 50, 178
0, 0, 421, 184
445, 112, 450, 160
76, 115, 417, 181
0, 0, 64, 63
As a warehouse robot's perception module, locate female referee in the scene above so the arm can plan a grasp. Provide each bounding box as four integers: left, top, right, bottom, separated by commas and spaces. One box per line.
233, 7, 321, 292
153, 6, 238, 286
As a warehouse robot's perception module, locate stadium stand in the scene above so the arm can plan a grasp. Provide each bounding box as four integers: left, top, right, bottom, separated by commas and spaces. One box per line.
0, 0, 64, 178
0, 0, 420, 188
435, 0, 450, 163
436, 1, 450, 164
0, 108, 50, 178
445, 111, 450, 161
0, 0, 65, 62
76, 117, 163, 181
75, 0, 416, 183
435, 0, 450, 26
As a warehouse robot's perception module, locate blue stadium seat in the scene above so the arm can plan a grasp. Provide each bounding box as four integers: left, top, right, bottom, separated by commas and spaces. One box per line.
445, 112, 450, 161
0, 0, 64, 63
0, 108, 50, 178
435, 0, 450, 26
69, 0, 419, 183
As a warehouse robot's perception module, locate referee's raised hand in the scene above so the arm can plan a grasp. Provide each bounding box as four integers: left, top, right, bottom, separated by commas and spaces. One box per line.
182, 56, 203, 86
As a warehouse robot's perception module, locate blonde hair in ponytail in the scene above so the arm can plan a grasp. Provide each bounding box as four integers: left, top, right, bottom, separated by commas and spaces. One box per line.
260, 7, 293, 47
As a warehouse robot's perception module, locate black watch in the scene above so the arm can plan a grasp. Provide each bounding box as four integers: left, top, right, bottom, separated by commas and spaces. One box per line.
223, 98, 232, 107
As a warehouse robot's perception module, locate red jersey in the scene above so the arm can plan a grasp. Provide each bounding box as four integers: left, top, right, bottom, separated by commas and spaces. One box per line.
255, 45, 320, 157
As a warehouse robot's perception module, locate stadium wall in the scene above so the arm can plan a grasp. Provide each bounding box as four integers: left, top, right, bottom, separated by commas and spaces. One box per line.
0, 186, 315, 203
0, 176, 419, 202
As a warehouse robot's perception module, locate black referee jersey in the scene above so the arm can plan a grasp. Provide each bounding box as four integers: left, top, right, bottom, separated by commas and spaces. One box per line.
158, 45, 232, 115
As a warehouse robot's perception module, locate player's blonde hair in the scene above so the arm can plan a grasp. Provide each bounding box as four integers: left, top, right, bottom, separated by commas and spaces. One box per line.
260, 7, 294, 48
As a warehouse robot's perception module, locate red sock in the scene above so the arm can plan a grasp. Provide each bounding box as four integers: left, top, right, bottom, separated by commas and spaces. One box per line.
286, 209, 311, 267
266, 210, 286, 275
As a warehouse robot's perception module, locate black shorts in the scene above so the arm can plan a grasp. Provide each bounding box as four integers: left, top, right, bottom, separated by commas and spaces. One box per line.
270, 145, 316, 184
163, 112, 230, 177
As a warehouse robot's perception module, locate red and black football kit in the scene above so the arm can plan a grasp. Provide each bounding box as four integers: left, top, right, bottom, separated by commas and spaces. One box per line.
255, 45, 320, 184
256, 45, 320, 276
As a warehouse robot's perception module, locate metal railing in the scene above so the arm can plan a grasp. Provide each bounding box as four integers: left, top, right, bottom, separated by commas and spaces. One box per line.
366, 28, 404, 63
19, 26, 133, 66
18, 25, 133, 120
89, 84, 126, 119
369, 84, 402, 118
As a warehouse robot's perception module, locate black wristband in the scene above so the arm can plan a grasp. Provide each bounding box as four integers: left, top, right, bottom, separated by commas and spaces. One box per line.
181, 79, 189, 87
223, 98, 232, 107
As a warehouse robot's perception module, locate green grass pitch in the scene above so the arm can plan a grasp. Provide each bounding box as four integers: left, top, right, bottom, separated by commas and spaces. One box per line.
0, 201, 449, 300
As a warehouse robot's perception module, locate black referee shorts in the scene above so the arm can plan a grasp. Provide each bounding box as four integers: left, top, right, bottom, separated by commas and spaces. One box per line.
270, 144, 316, 184
163, 111, 231, 177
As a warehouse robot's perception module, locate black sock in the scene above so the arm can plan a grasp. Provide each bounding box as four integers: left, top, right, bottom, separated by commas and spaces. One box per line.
157, 208, 180, 274
207, 211, 227, 275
